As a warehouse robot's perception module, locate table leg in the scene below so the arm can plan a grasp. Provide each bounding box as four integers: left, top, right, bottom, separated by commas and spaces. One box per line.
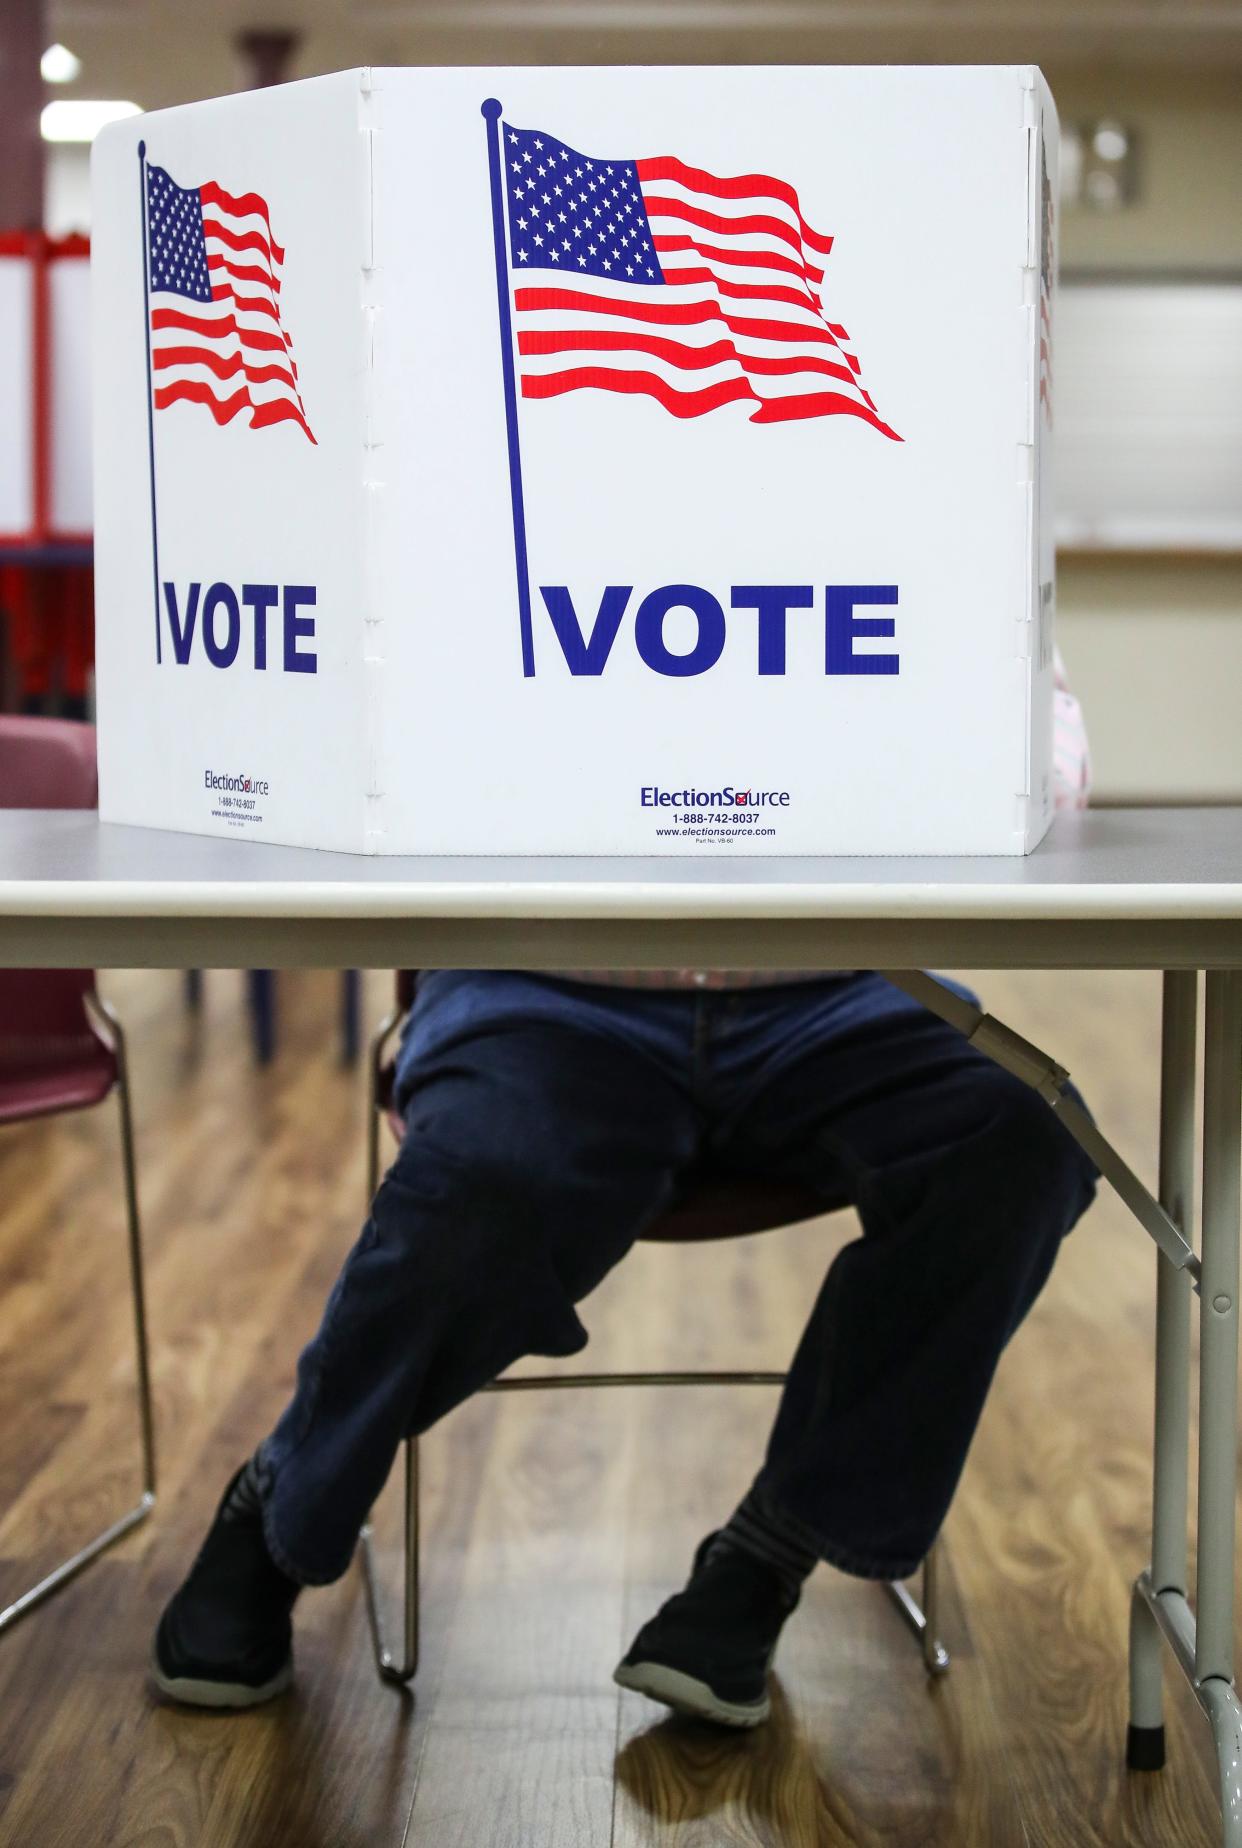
1196, 970, 1242, 1842
1129, 971, 1197, 1770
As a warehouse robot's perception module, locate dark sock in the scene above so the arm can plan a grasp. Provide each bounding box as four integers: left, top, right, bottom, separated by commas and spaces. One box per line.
707, 1487, 819, 1602
221, 1452, 266, 1525
222, 1449, 303, 1595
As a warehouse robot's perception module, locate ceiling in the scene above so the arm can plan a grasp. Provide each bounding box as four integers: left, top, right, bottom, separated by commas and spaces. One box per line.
45, 0, 1242, 111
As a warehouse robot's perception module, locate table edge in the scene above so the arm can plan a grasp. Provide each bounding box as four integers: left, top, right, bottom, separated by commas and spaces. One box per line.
3, 878, 1242, 922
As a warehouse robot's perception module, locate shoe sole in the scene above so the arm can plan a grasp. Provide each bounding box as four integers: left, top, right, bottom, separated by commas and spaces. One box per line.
150, 1649, 294, 1710
613, 1658, 770, 1728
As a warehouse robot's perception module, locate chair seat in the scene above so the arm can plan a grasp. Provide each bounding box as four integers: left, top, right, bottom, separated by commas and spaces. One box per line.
651, 1176, 828, 1241
0, 1044, 117, 1124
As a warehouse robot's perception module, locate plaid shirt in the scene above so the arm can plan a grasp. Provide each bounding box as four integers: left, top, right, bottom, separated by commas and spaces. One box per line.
559, 648, 1090, 990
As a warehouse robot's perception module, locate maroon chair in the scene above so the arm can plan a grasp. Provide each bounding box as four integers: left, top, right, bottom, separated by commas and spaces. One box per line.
358, 974, 947, 1686
0, 717, 156, 1638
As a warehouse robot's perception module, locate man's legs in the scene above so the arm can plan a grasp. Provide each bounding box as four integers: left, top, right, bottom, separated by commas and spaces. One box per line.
154, 973, 701, 1703
617, 975, 1098, 1720
718, 975, 1098, 1576
259, 989, 700, 1584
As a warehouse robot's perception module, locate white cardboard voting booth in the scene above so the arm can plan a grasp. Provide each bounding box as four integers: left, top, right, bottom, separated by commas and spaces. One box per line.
91, 65, 1058, 856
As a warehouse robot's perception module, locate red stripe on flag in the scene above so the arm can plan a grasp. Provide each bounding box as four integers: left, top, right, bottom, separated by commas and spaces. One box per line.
636, 156, 834, 255
641, 194, 811, 261
518, 327, 860, 388
152, 343, 298, 393
151, 307, 290, 355
522, 368, 756, 418
652, 234, 823, 285
210, 283, 282, 322
153, 376, 315, 444
515, 286, 845, 351
152, 379, 250, 424
207, 252, 282, 294
201, 217, 282, 268
199, 181, 286, 262
748, 390, 900, 437
522, 366, 899, 434
659, 265, 826, 318
250, 397, 317, 442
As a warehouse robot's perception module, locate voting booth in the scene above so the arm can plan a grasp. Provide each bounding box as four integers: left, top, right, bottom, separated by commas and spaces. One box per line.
91, 65, 1058, 856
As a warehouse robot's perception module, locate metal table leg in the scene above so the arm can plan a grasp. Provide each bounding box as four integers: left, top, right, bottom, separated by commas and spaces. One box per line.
882, 964, 1242, 1837
1128, 971, 1196, 1770
1196, 970, 1242, 1842
1131, 970, 1242, 1847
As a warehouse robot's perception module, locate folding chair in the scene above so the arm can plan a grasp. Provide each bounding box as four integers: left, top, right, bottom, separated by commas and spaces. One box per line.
357, 973, 948, 1685
0, 717, 156, 1635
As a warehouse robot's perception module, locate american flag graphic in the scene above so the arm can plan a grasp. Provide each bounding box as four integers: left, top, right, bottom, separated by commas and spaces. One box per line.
501, 122, 899, 438
144, 162, 315, 443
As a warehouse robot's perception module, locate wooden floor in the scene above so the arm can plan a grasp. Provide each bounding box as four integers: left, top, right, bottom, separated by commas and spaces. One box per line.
0, 966, 1230, 1846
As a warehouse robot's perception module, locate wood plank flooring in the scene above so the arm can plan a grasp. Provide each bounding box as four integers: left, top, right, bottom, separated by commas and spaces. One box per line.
0, 967, 1229, 1845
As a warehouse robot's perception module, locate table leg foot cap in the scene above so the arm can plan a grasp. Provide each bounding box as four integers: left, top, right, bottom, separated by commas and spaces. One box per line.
1126, 1723, 1166, 1772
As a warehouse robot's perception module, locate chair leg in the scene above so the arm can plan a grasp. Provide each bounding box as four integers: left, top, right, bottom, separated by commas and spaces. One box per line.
883, 1537, 951, 1675
341, 970, 361, 1066
113, 1012, 158, 1503
0, 1010, 157, 1635
365, 1003, 403, 1210
358, 1003, 419, 1682
366, 1050, 382, 1207
360, 1434, 419, 1684
248, 970, 276, 1065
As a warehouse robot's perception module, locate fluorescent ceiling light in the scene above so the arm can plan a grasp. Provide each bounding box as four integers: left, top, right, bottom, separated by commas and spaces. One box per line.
41, 42, 82, 83
41, 99, 141, 143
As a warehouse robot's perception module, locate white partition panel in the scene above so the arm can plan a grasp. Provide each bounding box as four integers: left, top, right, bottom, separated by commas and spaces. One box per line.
49, 254, 92, 536
0, 255, 35, 540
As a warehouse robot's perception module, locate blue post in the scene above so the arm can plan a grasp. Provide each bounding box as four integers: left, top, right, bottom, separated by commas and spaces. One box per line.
481, 98, 535, 679
137, 140, 162, 665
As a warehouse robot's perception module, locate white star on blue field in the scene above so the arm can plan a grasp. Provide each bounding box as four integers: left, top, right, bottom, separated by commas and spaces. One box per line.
146, 166, 215, 301
502, 124, 665, 284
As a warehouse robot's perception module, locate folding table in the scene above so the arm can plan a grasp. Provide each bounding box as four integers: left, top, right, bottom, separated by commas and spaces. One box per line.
1, 805, 1239, 1842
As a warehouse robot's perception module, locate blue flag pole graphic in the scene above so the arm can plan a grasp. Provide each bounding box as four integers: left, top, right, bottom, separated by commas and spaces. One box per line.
481, 97, 535, 678
137, 139, 162, 665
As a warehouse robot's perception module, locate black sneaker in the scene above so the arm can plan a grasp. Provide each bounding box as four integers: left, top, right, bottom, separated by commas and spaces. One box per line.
613, 1532, 799, 1727
151, 1464, 300, 1709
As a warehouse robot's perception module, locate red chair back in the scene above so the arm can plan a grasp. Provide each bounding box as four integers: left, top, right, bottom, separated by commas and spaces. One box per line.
0, 718, 114, 1121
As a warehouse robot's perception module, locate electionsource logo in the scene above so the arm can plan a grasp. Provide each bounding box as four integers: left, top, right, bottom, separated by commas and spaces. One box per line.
204, 770, 271, 796
640, 786, 790, 809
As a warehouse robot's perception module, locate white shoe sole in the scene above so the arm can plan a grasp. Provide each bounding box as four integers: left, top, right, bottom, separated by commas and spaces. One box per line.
150, 1649, 294, 1709
613, 1658, 770, 1728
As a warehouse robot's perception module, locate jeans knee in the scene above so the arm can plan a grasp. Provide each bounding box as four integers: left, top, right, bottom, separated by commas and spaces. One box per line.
976, 1069, 1099, 1231
367, 1130, 591, 1367
375, 1128, 545, 1269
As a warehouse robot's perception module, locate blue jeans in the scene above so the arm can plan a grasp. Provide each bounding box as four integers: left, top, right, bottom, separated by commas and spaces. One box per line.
258, 971, 1098, 1585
